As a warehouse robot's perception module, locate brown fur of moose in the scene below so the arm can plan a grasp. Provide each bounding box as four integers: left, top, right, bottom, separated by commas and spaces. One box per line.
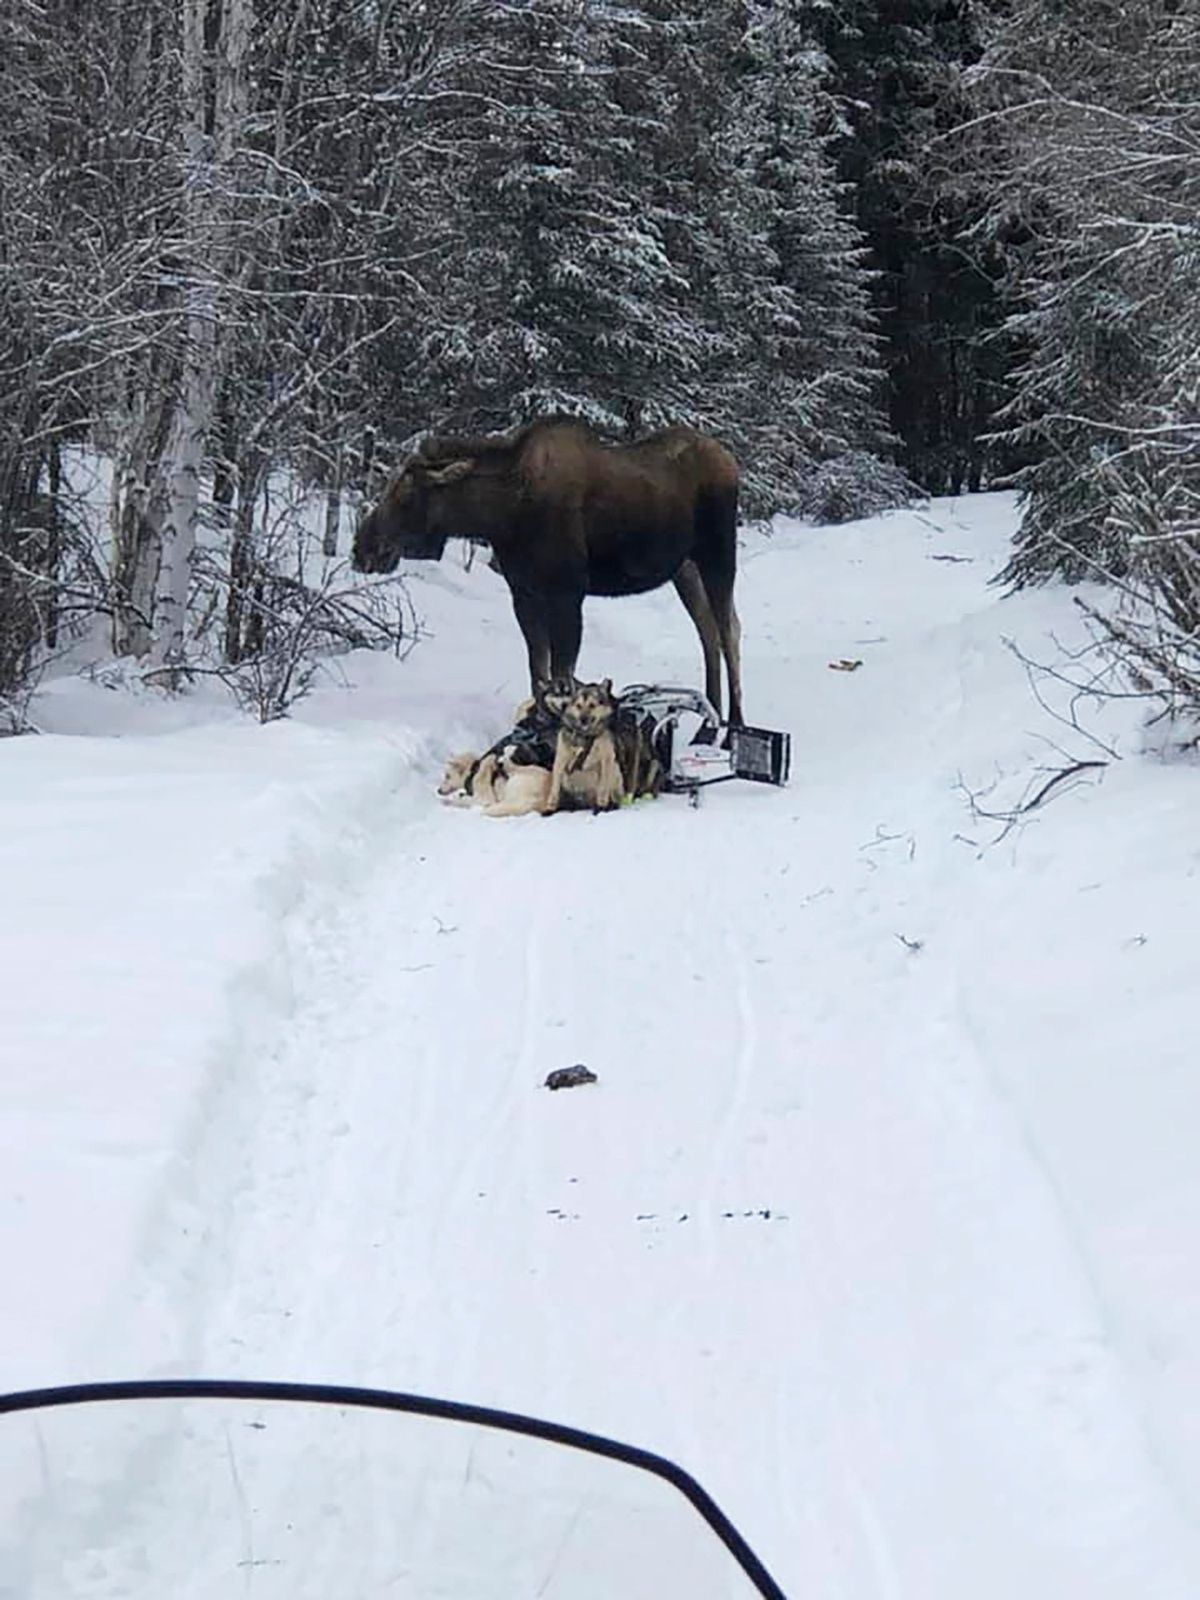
353, 417, 744, 725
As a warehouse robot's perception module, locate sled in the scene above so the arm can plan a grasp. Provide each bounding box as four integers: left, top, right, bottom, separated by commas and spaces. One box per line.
618, 684, 791, 805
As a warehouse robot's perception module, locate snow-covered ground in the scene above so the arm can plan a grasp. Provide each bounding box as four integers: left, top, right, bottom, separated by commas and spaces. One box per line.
3, 493, 1199, 1596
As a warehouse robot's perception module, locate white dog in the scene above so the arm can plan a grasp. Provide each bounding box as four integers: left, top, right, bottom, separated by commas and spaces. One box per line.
437, 748, 552, 818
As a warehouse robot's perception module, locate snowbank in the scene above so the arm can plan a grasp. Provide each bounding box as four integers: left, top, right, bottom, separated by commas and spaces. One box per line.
1, 715, 429, 1382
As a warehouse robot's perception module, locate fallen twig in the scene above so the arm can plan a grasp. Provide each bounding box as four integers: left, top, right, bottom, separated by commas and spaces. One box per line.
961, 758, 1108, 843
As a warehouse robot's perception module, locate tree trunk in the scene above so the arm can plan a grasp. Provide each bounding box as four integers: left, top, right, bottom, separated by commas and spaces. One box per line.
152, 0, 254, 673
111, 388, 172, 658
107, 13, 169, 660
322, 451, 343, 558
224, 450, 265, 664
43, 439, 62, 649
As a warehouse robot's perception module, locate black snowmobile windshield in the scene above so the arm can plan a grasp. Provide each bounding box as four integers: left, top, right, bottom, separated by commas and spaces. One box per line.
0, 1379, 787, 1598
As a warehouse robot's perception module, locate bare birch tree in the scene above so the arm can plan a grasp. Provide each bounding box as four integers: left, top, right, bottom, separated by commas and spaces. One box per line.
148, 0, 253, 670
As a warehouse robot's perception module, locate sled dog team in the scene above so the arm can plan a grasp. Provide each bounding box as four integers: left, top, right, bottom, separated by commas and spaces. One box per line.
439, 677, 664, 819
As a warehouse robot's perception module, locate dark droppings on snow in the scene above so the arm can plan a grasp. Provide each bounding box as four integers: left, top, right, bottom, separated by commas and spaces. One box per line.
544, 1064, 598, 1090
636, 1208, 788, 1223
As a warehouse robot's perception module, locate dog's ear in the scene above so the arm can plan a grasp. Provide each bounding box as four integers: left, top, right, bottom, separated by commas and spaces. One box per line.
601, 677, 613, 696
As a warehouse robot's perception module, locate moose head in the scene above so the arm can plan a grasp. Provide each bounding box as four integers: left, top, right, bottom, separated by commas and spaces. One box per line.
352, 454, 475, 572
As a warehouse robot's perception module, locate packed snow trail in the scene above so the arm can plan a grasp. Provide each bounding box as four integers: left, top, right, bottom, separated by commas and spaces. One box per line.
163, 499, 1200, 1594
6, 494, 1200, 1596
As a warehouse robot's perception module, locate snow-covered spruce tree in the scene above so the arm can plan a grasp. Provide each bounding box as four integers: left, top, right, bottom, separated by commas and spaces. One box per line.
440, 0, 891, 514
430, 0, 707, 437
583, 0, 737, 435
798, 0, 1009, 494
711, 1, 892, 510
603, 0, 891, 511
969, 0, 1200, 592
962, 0, 1200, 719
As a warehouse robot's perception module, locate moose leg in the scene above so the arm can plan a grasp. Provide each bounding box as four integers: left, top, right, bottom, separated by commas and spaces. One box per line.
672, 560, 723, 717
695, 489, 745, 727
545, 588, 584, 684
694, 557, 744, 728
719, 596, 744, 728
509, 585, 551, 692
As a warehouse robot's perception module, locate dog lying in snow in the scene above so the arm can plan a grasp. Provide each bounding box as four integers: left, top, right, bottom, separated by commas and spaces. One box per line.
437, 747, 552, 818
436, 681, 568, 818
438, 677, 661, 817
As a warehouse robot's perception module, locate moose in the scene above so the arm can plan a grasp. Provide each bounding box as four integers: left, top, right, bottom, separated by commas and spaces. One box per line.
353, 416, 744, 726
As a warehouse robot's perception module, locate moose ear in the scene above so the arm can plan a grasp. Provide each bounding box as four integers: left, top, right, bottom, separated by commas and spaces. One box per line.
424, 458, 473, 486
